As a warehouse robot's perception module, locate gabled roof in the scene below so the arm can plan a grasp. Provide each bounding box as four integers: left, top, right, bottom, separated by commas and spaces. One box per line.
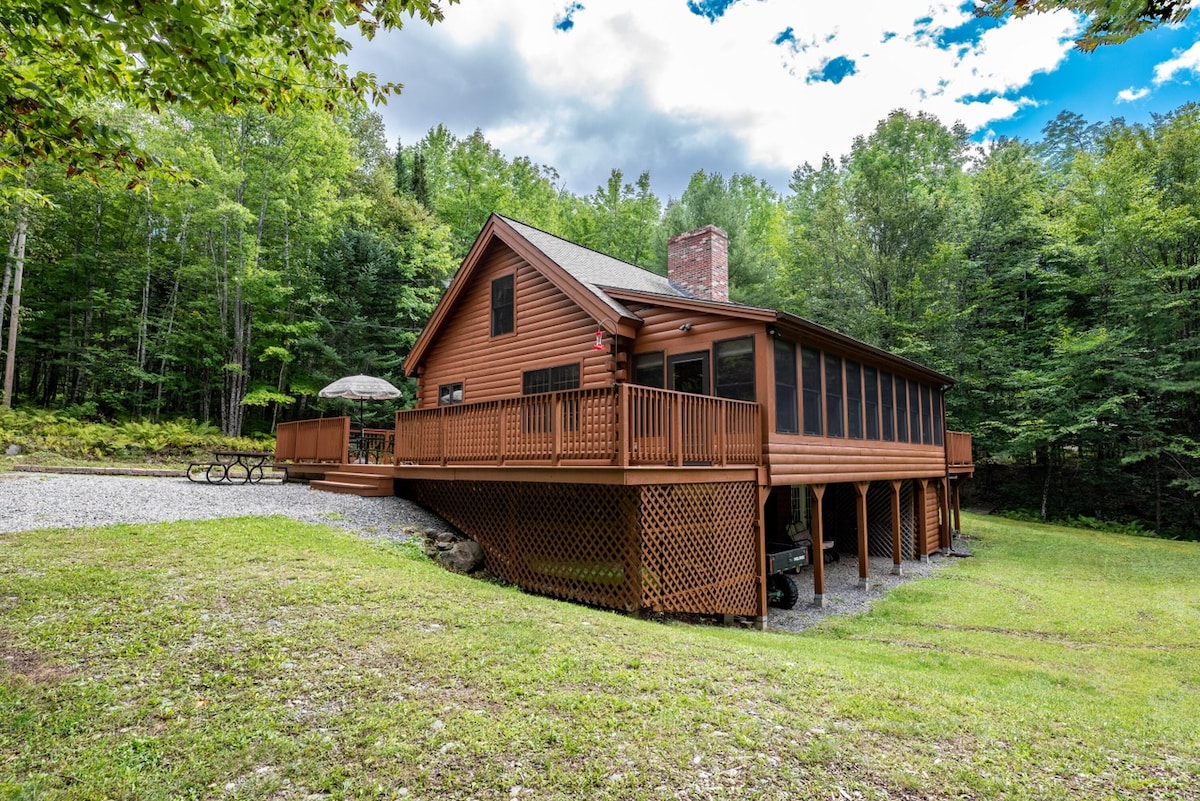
499, 216, 684, 300
405, 213, 954, 386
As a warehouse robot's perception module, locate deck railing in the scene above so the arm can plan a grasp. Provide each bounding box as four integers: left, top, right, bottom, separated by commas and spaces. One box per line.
946, 430, 973, 470
276, 417, 351, 464
393, 384, 762, 468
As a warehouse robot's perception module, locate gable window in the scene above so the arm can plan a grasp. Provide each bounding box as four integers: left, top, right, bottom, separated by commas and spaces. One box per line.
880, 371, 895, 442
801, 347, 823, 436
714, 336, 755, 401
846, 360, 863, 439
895, 376, 909, 443
438, 382, 463, 406
864, 366, 879, 441
824, 353, 844, 438
774, 339, 798, 434
632, 351, 665, 389
490, 274, 514, 337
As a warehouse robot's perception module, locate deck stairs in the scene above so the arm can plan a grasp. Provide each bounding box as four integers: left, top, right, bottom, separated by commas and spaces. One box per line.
309, 463, 395, 497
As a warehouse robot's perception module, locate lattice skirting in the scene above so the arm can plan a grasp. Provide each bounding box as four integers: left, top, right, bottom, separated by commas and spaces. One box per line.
866, 481, 915, 560
407, 480, 763, 618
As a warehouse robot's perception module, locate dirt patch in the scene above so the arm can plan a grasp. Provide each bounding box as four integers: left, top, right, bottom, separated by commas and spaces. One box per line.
0, 633, 73, 684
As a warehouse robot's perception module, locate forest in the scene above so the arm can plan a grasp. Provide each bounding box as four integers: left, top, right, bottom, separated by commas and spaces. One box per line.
2, 101, 1198, 536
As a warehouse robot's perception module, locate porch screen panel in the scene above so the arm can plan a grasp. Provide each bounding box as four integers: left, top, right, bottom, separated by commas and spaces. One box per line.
864, 366, 879, 441
801, 347, 823, 436
909, 381, 922, 446
921, 384, 933, 445
824, 353, 844, 438
846, 360, 863, 440
933, 389, 944, 446
774, 339, 799, 434
880, 371, 894, 441
895, 376, 909, 443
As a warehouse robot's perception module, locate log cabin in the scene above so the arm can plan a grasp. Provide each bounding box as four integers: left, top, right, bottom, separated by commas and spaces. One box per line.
276, 213, 974, 624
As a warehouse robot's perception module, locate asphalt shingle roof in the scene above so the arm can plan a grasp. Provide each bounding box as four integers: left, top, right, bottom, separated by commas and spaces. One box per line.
499, 217, 689, 322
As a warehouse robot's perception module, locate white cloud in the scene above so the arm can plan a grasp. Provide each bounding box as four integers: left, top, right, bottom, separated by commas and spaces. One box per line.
1117, 86, 1151, 103
1153, 41, 1200, 84
349, 1, 1083, 193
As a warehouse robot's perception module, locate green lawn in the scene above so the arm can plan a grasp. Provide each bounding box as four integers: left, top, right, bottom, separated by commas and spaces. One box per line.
1, 513, 1197, 800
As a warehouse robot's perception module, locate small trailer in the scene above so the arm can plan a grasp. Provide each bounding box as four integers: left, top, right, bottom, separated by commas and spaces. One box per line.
765, 542, 809, 609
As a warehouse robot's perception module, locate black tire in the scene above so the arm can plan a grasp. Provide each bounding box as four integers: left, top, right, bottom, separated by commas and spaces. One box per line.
768, 574, 799, 610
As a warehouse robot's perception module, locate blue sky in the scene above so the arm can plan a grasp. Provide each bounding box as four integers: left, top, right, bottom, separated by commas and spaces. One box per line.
345, 1, 1200, 199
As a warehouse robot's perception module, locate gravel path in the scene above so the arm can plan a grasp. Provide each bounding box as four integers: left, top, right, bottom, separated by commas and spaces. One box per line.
0, 470, 972, 631
0, 472, 448, 541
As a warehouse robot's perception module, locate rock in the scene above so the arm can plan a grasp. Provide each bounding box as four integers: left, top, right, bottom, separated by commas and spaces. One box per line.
435, 540, 484, 574
5, 444, 21, 456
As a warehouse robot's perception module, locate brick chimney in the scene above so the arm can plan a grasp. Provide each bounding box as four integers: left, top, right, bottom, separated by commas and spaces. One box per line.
667, 225, 729, 302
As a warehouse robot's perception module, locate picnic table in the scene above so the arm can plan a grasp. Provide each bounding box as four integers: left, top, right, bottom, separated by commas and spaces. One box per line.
186, 450, 278, 485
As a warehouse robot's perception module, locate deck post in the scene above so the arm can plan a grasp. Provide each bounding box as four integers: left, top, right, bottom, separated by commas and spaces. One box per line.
951, 478, 962, 535
619, 385, 631, 467
810, 484, 827, 607
756, 484, 770, 622
671, 392, 683, 467
854, 481, 871, 590
939, 477, 951, 554
915, 478, 930, 562
890, 480, 903, 576
716, 403, 728, 467
553, 393, 563, 465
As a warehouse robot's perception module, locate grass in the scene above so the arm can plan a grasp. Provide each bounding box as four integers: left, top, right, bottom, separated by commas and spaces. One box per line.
1, 513, 1198, 800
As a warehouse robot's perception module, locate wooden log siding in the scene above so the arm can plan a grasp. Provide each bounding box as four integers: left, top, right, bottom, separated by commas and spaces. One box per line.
275, 417, 351, 463
394, 385, 761, 468
415, 245, 615, 407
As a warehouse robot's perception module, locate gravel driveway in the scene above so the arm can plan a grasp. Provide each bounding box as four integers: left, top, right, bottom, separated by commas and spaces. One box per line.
0, 471, 446, 541
1, 471, 970, 631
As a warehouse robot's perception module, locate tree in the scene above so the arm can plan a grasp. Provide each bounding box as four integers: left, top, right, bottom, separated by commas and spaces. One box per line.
0, 0, 456, 193
977, 0, 1191, 51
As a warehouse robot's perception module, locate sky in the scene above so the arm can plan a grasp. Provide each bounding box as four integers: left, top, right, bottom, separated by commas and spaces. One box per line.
345, 0, 1200, 199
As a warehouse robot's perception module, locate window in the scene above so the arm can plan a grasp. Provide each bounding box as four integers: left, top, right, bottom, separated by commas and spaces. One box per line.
921, 383, 933, 445
490, 274, 514, 337
880, 371, 894, 442
801, 347, 823, 436
864, 366, 879, 441
909, 381, 922, 446
632, 351, 665, 388
846, 360, 863, 439
774, 339, 798, 434
438, 382, 463, 406
714, 336, 755, 401
521, 363, 581, 433
895, 376, 909, 443
522, 363, 580, 395
824, 353, 844, 438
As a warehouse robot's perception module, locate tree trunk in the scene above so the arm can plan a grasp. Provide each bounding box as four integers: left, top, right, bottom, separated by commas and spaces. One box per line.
2, 216, 27, 408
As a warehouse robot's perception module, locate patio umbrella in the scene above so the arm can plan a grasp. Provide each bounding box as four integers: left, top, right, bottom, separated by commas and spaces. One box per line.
318, 374, 404, 428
